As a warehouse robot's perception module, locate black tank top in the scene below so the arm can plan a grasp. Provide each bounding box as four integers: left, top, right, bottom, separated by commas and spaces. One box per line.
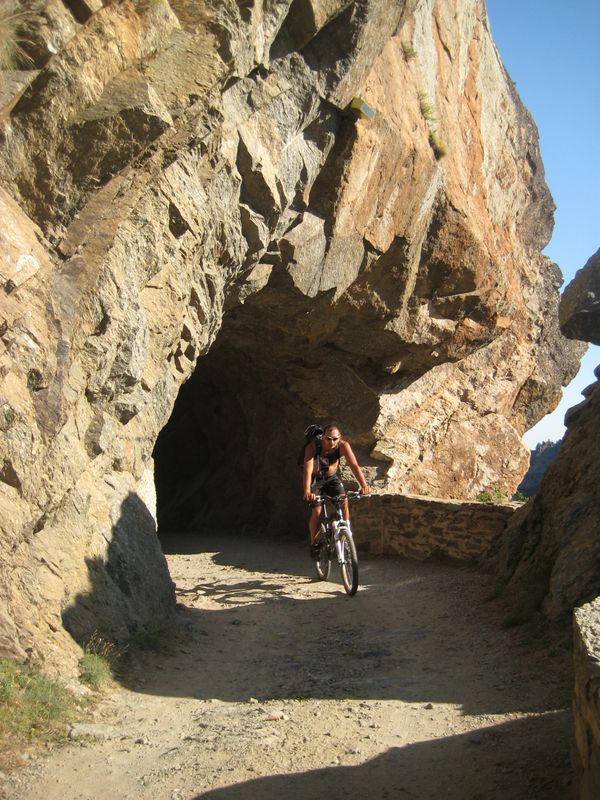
315, 444, 341, 475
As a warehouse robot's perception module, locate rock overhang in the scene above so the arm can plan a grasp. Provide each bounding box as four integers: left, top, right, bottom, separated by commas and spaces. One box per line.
0, 0, 586, 666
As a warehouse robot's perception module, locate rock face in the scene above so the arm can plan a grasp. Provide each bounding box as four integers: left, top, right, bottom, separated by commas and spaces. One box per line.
560, 248, 600, 346
492, 254, 599, 620
517, 438, 562, 498
573, 597, 600, 800
0, 0, 583, 667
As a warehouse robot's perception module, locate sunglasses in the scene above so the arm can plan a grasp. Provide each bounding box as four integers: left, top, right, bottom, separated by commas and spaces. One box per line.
325, 435, 340, 441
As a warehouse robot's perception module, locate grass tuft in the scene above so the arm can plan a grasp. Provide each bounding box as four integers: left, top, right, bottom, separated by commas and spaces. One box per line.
418, 91, 437, 123
0, 2, 36, 70
428, 129, 447, 159
78, 632, 123, 688
0, 658, 78, 770
417, 91, 448, 159
78, 653, 112, 688
402, 41, 416, 61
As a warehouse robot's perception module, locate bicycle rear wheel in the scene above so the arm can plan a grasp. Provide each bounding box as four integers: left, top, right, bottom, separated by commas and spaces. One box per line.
339, 531, 359, 596
314, 525, 331, 580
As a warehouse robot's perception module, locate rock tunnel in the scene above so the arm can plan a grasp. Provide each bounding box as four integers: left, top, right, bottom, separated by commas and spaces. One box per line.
0, 0, 589, 670
153, 288, 383, 541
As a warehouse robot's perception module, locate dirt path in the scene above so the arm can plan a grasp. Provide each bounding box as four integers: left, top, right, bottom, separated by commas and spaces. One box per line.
4, 533, 574, 799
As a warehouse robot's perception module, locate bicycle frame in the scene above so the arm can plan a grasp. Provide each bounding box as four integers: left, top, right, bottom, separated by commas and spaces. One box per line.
311, 492, 361, 595
323, 498, 352, 565
313, 492, 360, 563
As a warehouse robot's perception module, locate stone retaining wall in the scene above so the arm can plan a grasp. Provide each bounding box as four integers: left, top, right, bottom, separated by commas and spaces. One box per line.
349, 491, 600, 798
352, 493, 515, 562
573, 598, 600, 799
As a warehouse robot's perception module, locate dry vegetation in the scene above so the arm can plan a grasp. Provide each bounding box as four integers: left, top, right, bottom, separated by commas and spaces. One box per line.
0, 1, 34, 70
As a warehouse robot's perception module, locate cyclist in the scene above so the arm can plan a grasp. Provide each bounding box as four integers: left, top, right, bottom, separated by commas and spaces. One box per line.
302, 422, 369, 559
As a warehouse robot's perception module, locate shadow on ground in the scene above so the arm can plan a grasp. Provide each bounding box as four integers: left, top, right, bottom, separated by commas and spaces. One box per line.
160, 528, 309, 575
190, 712, 573, 800
120, 531, 571, 721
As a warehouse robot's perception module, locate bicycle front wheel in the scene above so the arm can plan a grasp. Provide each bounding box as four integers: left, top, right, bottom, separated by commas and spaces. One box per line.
314, 525, 331, 580
339, 532, 359, 596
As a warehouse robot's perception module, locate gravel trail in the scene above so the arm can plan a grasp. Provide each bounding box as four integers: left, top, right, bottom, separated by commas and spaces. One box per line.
3, 532, 574, 799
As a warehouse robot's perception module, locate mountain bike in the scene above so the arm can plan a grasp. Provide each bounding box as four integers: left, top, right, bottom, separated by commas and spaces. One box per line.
311, 492, 362, 596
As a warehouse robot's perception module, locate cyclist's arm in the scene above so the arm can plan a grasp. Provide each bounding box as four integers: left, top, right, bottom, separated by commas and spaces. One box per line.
340, 440, 370, 494
303, 441, 316, 501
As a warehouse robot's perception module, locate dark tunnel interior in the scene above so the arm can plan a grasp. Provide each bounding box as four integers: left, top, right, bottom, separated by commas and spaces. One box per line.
153, 350, 256, 536
153, 322, 318, 542
152, 295, 383, 545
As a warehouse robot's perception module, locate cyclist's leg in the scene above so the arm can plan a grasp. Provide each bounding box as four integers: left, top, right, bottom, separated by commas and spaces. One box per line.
309, 478, 323, 548
309, 504, 322, 544
341, 495, 349, 521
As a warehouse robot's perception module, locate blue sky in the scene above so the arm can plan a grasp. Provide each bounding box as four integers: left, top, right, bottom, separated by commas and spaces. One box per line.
485, 0, 600, 447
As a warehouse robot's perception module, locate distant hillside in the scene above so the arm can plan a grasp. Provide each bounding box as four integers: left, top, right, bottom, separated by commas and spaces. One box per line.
517, 440, 562, 497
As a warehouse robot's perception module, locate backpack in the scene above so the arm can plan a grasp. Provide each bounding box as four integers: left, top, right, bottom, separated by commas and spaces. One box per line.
297, 424, 323, 466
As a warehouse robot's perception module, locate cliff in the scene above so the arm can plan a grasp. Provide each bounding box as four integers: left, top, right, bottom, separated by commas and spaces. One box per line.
489, 249, 599, 798
0, 0, 583, 667
493, 249, 599, 620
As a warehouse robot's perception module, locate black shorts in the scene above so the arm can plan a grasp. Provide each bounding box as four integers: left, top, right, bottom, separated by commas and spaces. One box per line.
312, 472, 345, 498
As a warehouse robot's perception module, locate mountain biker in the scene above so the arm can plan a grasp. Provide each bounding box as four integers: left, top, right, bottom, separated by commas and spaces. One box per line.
302, 422, 369, 559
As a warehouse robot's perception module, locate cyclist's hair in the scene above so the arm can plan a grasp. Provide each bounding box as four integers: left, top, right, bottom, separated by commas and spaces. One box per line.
323, 421, 342, 434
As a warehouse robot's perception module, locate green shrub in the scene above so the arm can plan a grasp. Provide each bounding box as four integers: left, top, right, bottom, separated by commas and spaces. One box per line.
513, 490, 530, 503
476, 487, 508, 504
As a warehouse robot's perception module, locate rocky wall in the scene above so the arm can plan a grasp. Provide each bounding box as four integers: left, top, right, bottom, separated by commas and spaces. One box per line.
486, 249, 600, 798
352, 493, 513, 562
491, 251, 600, 621
573, 599, 600, 800
560, 250, 600, 346
0, 0, 584, 668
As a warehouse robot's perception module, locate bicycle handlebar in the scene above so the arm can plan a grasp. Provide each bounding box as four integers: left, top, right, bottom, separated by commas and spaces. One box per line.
308, 491, 365, 507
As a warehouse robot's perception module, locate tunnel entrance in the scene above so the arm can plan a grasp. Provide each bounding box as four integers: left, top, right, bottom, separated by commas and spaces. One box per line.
153, 290, 381, 544
153, 332, 302, 541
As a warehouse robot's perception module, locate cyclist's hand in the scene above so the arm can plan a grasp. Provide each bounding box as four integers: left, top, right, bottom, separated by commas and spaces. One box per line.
360, 484, 370, 495
304, 489, 316, 502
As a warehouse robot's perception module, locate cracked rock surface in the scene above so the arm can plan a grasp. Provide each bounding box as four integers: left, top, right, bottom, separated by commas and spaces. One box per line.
0, 0, 584, 666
